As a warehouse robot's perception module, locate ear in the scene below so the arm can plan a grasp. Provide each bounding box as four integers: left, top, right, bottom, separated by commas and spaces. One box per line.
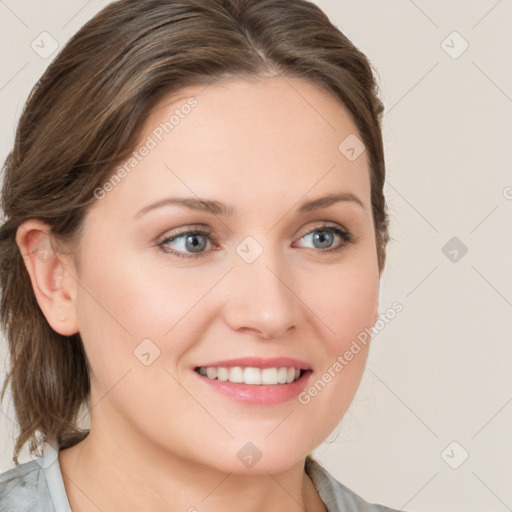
15, 219, 79, 336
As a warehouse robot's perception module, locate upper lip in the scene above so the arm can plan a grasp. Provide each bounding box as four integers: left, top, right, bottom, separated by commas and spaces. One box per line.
195, 357, 311, 370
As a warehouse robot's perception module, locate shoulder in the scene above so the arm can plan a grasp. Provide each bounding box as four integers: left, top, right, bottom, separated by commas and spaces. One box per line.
305, 456, 404, 512
0, 434, 84, 511
0, 459, 54, 511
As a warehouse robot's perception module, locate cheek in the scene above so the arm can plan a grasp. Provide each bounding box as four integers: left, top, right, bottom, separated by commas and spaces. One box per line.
303, 252, 379, 353
294, 247, 378, 426
74, 246, 221, 381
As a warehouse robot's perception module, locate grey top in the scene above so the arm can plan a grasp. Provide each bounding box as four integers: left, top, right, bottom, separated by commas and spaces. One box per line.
0, 440, 403, 511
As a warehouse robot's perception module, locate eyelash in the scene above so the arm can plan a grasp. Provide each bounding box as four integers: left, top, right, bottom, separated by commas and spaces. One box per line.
157, 224, 355, 259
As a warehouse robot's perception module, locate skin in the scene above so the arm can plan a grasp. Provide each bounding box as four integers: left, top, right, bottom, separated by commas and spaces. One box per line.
17, 76, 380, 512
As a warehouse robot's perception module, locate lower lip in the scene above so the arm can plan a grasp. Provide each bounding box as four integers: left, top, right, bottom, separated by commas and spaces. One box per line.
194, 370, 312, 405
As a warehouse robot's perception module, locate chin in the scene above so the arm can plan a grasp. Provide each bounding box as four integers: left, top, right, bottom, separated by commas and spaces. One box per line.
215, 438, 311, 476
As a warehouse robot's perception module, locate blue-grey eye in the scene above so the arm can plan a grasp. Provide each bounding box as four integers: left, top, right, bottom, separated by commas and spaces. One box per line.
301, 229, 335, 249
161, 230, 211, 256
177, 233, 207, 253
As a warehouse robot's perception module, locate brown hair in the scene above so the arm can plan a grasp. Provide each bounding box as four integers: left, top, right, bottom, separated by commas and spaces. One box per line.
0, 0, 390, 463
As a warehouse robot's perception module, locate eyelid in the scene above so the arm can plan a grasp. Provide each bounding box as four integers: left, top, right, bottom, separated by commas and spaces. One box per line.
292, 223, 355, 253
156, 224, 213, 244
295, 221, 352, 240
157, 225, 217, 259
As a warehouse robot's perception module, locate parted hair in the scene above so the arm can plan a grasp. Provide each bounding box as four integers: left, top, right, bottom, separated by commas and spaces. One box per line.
0, 0, 390, 463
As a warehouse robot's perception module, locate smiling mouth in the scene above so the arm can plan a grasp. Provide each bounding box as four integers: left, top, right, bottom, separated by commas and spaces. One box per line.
194, 366, 309, 385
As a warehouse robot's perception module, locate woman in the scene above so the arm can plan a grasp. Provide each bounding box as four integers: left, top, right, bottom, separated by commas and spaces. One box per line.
0, 0, 400, 510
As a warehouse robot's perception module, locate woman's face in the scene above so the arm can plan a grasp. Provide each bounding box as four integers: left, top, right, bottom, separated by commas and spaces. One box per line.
70, 76, 380, 473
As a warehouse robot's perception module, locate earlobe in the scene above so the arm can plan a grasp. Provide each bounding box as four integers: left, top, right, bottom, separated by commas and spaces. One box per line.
15, 220, 79, 336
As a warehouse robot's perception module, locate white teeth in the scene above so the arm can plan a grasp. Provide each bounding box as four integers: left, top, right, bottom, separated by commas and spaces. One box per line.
277, 367, 288, 384
261, 368, 278, 385
217, 367, 229, 381
197, 366, 304, 385
229, 366, 244, 383
243, 367, 261, 385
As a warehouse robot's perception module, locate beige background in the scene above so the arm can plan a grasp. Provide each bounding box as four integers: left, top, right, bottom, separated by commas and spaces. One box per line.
1, 1, 511, 511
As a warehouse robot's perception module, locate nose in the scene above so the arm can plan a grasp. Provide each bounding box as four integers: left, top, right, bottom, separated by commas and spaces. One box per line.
222, 247, 300, 340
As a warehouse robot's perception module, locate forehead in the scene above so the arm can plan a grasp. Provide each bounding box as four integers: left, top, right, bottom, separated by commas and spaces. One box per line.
95, 76, 371, 216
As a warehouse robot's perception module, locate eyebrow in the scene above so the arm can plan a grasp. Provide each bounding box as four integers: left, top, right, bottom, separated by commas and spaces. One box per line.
134, 192, 365, 218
